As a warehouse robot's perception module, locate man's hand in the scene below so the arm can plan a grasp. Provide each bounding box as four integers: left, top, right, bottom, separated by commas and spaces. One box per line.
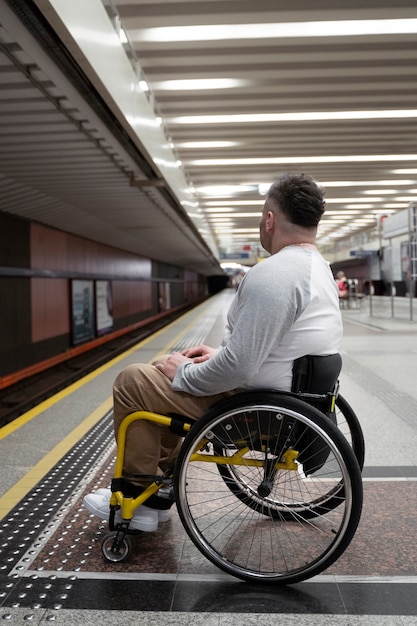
156, 352, 191, 381
181, 344, 217, 363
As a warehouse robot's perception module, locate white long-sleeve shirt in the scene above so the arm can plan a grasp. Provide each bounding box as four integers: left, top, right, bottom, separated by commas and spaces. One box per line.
172, 245, 342, 395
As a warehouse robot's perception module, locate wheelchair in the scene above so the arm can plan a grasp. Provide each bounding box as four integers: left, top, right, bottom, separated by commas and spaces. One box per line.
100, 354, 364, 585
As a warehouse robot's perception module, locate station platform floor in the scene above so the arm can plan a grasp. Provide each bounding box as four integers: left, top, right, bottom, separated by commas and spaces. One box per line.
1, 290, 417, 625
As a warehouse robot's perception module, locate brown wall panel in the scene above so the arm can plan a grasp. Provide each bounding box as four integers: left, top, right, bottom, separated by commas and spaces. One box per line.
31, 223, 69, 271
112, 281, 152, 318
31, 223, 152, 278
31, 278, 70, 342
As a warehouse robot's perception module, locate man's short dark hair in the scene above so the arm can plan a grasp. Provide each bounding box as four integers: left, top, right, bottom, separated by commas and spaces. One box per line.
267, 173, 325, 227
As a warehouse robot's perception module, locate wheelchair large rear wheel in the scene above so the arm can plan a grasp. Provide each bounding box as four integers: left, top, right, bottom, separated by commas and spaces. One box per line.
174, 393, 363, 584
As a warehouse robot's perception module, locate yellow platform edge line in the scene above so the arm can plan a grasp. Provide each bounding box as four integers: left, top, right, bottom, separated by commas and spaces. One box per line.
0, 301, 212, 519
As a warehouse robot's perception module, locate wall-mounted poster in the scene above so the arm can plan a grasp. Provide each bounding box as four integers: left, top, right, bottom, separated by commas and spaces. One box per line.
96, 280, 113, 336
71, 279, 95, 344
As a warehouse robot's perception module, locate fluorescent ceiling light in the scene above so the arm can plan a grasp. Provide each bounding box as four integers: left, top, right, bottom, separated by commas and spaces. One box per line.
197, 185, 255, 195
136, 19, 417, 42
391, 169, 417, 174
216, 228, 260, 233
326, 215, 375, 220
325, 210, 366, 214
178, 141, 239, 149
202, 197, 397, 208
217, 231, 251, 236
259, 180, 416, 193
203, 201, 264, 206
152, 78, 248, 90
190, 155, 417, 166
208, 218, 235, 223
204, 207, 235, 212
258, 183, 272, 195
324, 197, 383, 203
323, 180, 416, 187
171, 110, 417, 125
363, 189, 397, 194
206, 212, 261, 218
345, 204, 376, 209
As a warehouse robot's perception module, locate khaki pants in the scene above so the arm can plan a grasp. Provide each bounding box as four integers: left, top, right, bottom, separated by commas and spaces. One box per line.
112, 359, 233, 487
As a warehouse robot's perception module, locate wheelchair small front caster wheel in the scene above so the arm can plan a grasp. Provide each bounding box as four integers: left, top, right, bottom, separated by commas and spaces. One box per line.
101, 531, 132, 562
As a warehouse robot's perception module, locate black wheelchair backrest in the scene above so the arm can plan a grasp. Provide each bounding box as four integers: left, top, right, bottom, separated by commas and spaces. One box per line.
291, 353, 342, 476
291, 354, 342, 394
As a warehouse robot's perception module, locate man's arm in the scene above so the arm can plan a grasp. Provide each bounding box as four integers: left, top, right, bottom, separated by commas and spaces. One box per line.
167, 256, 307, 395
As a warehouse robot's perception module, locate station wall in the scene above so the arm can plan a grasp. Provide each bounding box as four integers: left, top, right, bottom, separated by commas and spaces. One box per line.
0, 211, 207, 379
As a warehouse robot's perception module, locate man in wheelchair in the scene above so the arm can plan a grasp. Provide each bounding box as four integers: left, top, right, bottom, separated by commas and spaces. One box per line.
84, 173, 343, 532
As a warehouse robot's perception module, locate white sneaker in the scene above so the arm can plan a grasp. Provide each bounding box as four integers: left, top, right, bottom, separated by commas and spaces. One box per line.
98, 486, 172, 522
83, 489, 170, 531
94, 487, 111, 496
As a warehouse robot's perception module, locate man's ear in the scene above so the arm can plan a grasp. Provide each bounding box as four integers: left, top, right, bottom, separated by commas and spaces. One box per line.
266, 210, 275, 231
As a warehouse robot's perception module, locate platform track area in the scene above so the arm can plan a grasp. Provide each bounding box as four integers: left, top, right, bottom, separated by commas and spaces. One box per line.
0, 303, 204, 428
1, 291, 417, 624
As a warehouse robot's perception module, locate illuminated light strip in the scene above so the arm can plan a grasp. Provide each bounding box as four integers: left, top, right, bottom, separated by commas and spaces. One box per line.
322, 180, 416, 187
216, 228, 260, 233
203, 199, 382, 207
178, 141, 239, 148
171, 110, 417, 125
207, 210, 387, 219
189, 155, 417, 166
136, 18, 417, 42
153, 79, 248, 90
